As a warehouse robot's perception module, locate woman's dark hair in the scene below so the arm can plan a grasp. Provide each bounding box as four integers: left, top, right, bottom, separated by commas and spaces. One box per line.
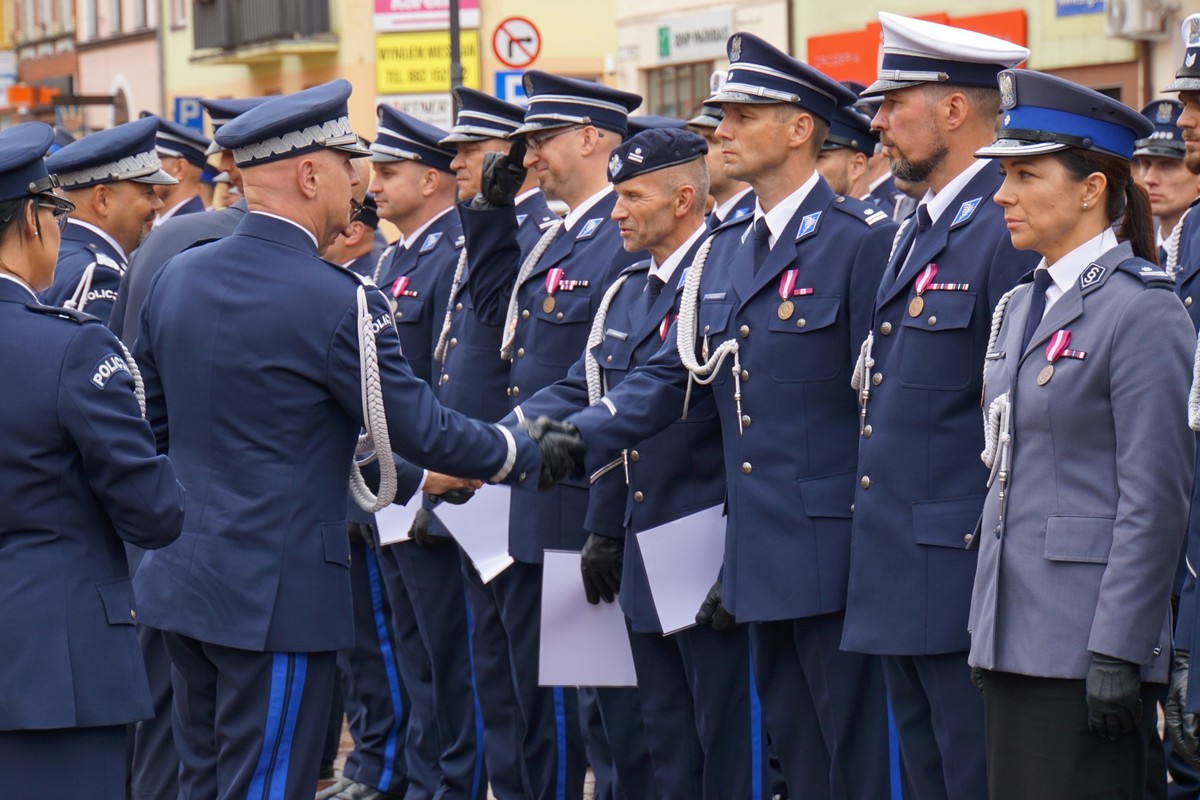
1053, 148, 1157, 264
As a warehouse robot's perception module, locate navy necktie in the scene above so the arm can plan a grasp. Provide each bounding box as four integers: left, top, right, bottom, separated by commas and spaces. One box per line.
645, 275, 665, 302
752, 217, 771, 273
1020, 269, 1054, 353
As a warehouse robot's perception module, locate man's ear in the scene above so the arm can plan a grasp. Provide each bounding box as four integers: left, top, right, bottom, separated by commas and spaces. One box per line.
297, 157, 320, 199
91, 184, 112, 219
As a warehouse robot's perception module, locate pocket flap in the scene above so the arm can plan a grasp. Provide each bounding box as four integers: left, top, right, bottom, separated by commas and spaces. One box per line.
768, 296, 840, 334
96, 578, 137, 626
899, 291, 977, 332
392, 296, 424, 324
797, 469, 856, 519
322, 522, 352, 568
1044, 515, 1114, 564
597, 334, 635, 371
912, 494, 986, 549
534, 292, 591, 325
697, 300, 734, 336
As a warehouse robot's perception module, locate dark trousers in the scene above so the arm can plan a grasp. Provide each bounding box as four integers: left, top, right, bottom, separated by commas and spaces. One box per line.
881, 653, 987, 800
980, 669, 1160, 800
337, 532, 410, 794
627, 621, 759, 799
750, 612, 891, 800
164, 633, 337, 800
586, 685, 656, 800
0, 725, 127, 799
129, 624, 180, 800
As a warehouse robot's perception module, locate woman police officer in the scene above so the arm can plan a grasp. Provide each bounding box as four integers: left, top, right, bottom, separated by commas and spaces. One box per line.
967, 70, 1195, 799
0, 122, 185, 796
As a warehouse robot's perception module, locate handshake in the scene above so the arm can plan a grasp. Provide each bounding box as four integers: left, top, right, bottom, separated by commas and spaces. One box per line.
522, 416, 587, 490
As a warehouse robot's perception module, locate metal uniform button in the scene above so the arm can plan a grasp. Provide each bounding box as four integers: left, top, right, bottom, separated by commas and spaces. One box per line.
606, 355, 612, 363
555, 312, 564, 321
511, 386, 520, 397
440, 374, 449, 385
633, 491, 644, 503
521, 309, 530, 320
630, 450, 640, 462
704, 324, 711, 333
860, 475, 871, 489
516, 348, 525, 358
927, 315, 937, 326
872, 372, 883, 386
740, 369, 750, 381
1187, 297, 1194, 308
964, 533, 973, 545
796, 318, 806, 328
862, 424, 873, 438
739, 324, 750, 338
849, 503, 855, 513
396, 311, 404, 320
449, 337, 458, 348
455, 302, 464, 312
741, 414, 751, 428
130, 609, 136, 620
880, 321, 892, 335
741, 462, 752, 474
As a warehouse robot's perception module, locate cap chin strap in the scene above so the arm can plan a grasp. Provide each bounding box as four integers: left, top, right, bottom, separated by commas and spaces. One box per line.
349, 284, 398, 512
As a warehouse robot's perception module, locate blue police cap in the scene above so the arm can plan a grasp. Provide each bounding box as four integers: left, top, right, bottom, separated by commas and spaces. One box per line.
607, 128, 707, 184
687, 104, 724, 129
47, 116, 176, 190
1166, 14, 1200, 93
213, 80, 370, 168
440, 87, 525, 144
1134, 99, 1185, 160
823, 106, 878, 156
514, 71, 642, 138
200, 97, 270, 155
863, 13, 1029, 97
976, 70, 1153, 162
145, 114, 212, 169
0, 122, 58, 202
708, 32, 855, 125
626, 115, 686, 137
371, 106, 456, 174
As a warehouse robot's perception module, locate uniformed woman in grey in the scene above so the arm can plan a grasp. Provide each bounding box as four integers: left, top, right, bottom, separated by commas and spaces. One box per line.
0, 123, 185, 797
967, 70, 1195, 799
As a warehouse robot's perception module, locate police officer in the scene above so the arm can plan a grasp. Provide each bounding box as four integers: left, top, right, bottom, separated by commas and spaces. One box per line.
816, 105, 878, 199
841, 16, 1036, 800
0, 121, 186, 799
436, 86, 558, 800
147, 115, 212, 226
970, 69, 1194, 800
1132, 100, 1200, 269
687, 90, 755, 228
130, 80, 581, 800
111, 97, 266, 344
548, 32, 898, 799
40, 116, 175, 326
458, 70, 650, 800
505, 127, 762, 798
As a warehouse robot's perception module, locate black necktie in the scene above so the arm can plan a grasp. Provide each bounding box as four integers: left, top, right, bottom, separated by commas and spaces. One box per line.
645, 275, 665, 302
1020, 269, 1053, 353
882, 205, 932, 292
752, 217, 771, 273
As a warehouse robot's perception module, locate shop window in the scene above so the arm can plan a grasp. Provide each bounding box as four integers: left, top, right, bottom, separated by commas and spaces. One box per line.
643, 61, 714, 119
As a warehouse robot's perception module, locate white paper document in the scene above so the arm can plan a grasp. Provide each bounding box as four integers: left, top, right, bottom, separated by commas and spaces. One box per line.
636, 504, 727, 635
538, 550, 638, 687
374, 498, 420, 546
434, 484, 514, 583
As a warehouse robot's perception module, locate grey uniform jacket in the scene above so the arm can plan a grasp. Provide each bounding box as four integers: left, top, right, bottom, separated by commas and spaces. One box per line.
968, 241, 1195, 683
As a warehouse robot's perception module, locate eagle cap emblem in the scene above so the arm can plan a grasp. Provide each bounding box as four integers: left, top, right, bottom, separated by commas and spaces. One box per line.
522, 73, 535, 95
1158, 102, 1175, 123
999, 72, 1016, 110
730, 35, 742, 63
609, 152, 622, 178
1189, 15, 1200, 46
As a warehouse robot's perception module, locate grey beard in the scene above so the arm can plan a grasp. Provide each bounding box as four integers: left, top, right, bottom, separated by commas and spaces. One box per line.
890, 142, 949, 185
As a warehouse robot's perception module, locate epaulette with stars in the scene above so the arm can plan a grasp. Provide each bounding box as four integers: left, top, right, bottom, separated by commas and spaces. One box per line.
831, 195, 891, 227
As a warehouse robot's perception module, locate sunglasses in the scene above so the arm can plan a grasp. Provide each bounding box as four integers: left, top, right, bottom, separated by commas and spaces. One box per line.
36, 197, 75, 232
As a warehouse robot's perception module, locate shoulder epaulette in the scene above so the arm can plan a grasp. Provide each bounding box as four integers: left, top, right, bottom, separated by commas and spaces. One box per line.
94, 252, 126, 274
617, 259, 652, 278
319, 257, 372, 285
24, 301, 100, 324
831, 195, 891, 227
711, 212, 753, 234
454, 234, 466, 250
1115, 257, 1175, 289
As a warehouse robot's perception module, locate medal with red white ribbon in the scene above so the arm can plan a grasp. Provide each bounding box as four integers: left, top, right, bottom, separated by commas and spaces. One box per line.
660, 313, 676, 341
776, 269, 814, 320
543, 268, 565, 313
908, 263, 937, 317
1037, 329, 1084, 385
391, 276, 417, 298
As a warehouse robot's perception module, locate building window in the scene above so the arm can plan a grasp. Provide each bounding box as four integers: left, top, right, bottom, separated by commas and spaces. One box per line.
109, 0, 122, 34
84, 0, 98, 38
170, 0, 187, 28
642, 62, 714, 119
134, 0, 148, 29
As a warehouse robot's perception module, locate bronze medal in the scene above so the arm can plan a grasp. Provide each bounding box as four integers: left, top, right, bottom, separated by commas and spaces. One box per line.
542, 295, 556, 314
1037, 364, 1055, 385
908, 295, 924, 318
777, 300, 795, 320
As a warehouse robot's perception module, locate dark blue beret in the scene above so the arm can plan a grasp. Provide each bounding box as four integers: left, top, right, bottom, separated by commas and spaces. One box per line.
607, 128, 707, 184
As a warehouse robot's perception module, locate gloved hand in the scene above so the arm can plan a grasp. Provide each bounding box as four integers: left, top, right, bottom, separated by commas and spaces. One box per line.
971, 667, 985, 696
695, 581, 736, 632
1085, 652, 1142, 742
580, 532, 624, 605
522, 416, 585, 490
435, 487, 476, 505
472, 138, 528, 209
1166, 650, 1200, 767
408, 507, 434, 546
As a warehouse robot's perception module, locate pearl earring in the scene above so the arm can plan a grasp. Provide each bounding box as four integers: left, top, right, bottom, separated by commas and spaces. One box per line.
1082, 202, 1088, 209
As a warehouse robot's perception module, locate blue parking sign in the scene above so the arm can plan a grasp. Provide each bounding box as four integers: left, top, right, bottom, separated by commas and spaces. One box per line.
495, 70, 527, 104
173, 97, 204, 132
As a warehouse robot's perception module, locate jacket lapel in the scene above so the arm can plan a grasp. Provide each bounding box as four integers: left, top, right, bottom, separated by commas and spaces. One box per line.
738, 180, 834, 307
522, 192, 617, 286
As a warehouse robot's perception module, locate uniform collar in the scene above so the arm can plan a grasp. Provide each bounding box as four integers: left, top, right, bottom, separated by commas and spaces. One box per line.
917, 158, 990, 225
65, 218, 128, 263
867, 171, 893, 194
714, 186, 753, 223
248, 211, 318, 250
649, 222, 708, 286
0, 272, 37, 300
399, 204, 453, 250
1039, 227, 1119, 296
564, 185, 613, 232
515, 187, 542, 206
155, 195, 201, 227
754, 170, 820, 245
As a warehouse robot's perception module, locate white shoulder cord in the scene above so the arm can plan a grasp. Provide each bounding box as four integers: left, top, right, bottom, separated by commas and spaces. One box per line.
980, 285, 1022, 476
1165, 207, 1191, 278
116, 340, 146, 418
584, 273, 632, 404
1188, 332, 1200, 431
370, 245, 395, 287
675, 234, 746, 434
500, 220, 563, 360
65, 262, 97, 312
349, 285, 398, 512
850, 332, 874, 433
434, 248, 469, 364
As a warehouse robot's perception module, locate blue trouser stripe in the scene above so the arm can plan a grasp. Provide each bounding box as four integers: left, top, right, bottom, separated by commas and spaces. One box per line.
553, 687, 567, 800
270, 654, 308, 800
748, 646, 763, 800
887, 700, 902, 800
463, 587, 485, 800
248, 654, 289, 799
364, 543, 405, 791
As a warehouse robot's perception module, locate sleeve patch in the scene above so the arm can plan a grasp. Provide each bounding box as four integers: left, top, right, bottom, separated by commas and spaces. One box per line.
91, 353, 130, 389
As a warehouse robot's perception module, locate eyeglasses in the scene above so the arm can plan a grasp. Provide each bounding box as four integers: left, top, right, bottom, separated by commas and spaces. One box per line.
525, 125, 586, 153
36, 197, 75, 232
350, 197, 365, 221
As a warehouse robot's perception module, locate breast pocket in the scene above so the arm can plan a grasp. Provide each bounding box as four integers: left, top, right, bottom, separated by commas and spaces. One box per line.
697, 300, 734, 338
392, 295, 425, 325
595, 333, 634, 380
767, 295, 841, 382
532, 292, 592, 368
897, 292, 978, 391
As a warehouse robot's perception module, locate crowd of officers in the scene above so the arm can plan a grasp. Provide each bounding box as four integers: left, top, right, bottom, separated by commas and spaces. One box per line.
15, 8, 1200, 800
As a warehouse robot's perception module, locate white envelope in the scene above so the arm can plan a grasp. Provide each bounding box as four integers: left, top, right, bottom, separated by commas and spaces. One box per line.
636, 504, 726, 635
434, 484, 514, 583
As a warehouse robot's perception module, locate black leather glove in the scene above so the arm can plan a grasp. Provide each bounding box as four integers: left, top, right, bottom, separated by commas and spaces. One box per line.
1085, 652, 1142, 742
971, 667, 985, 696
472, 138, 528, 209
408, 507, 434, 546
522, 416, 585, 490
580, 532, 624, 605
695, 581, 736, 632
1166, 650, 1200, 767
434, 487, 476, 505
